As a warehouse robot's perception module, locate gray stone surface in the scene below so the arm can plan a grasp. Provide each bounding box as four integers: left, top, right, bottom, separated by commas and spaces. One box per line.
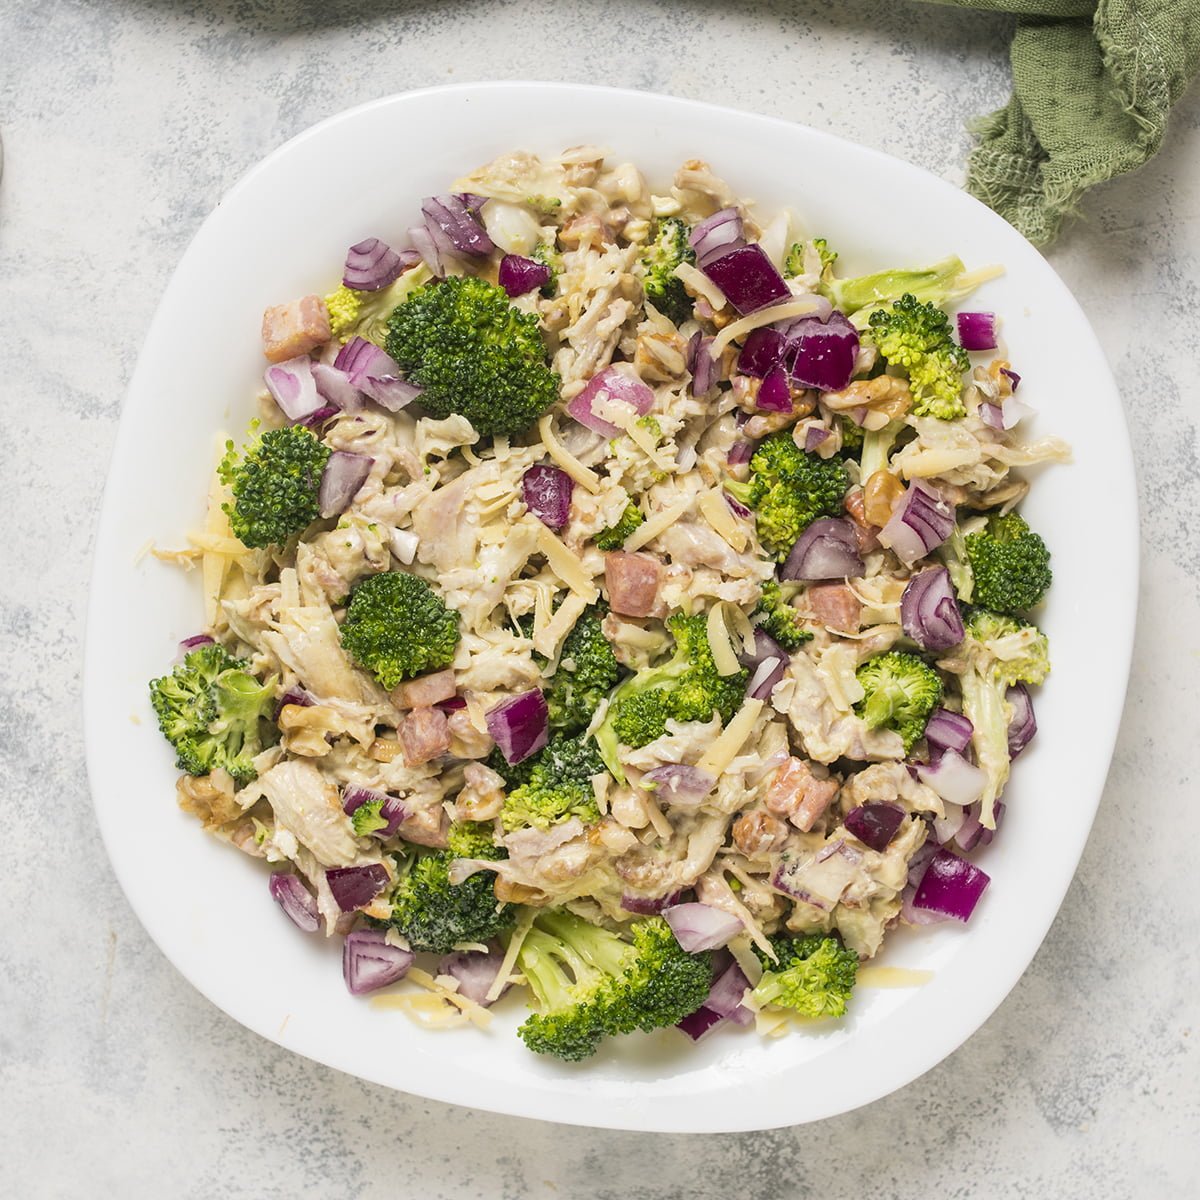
2, 1, 1198, 1195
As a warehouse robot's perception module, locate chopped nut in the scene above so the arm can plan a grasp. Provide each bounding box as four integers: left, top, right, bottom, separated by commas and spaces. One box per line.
863, 469, 906, 527
494, 878, 547, 905
732, 809, 787, 858
176, 770, 240, 828
823, 375, 912, 419
368, 737, 403, 763
278, 702, 342, 757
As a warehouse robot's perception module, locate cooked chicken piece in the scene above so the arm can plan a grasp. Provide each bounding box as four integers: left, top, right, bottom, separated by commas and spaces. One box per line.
242, 760, 362, 868
399, 706, 451, 766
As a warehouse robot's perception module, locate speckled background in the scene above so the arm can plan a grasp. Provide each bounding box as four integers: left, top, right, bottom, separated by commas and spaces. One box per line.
2, 1, 1198, 1195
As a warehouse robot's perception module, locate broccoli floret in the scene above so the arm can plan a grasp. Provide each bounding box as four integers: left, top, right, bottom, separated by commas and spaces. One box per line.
324, 264, 434, 344
339, 571, 460, 691
836, 414, 865, 454
149, 644, 276, 785
751, 935, 858, 1018
486, 745, 537, 791
383, 824, 513, 953
594, 611, 748, 779
501, 733, 606, 832
854, 650, 943, 753
820, 255, 980, 317
384, 275, 560, 437
595, 501, 645, 551
641, 217, 696, 326
964, 512, 1052, 615
530, 242, 563, 298
755, 580, 812, 651
864, 294, 969, 419
784, 237, 837, 279
350, 799, 389, 837
516, 910, 712, 1061
725, 431, 849, 560
953, 608, 1050, 827
543, 606, 620, 735
858, 418, 905, 481
218, 424, 331, 549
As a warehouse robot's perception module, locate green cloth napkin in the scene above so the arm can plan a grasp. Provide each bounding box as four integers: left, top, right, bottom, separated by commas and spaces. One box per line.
921, 0, 1200, 243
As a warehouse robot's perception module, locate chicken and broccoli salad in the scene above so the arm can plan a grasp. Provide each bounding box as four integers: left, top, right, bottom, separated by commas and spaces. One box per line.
149, 145, 1068, 1059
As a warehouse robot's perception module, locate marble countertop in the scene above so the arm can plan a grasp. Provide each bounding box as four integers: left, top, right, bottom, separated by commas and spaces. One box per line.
3, 1, 1198, 1195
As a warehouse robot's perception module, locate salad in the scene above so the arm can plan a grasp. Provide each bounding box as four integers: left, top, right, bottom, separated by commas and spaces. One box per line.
149, 145, 1069, 1060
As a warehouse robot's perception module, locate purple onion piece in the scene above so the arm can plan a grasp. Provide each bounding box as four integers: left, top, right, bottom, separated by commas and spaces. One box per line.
1000, 367, 1021, 391
980, 402, 1005, 431
781, 518, 864, 581
333, 337, 400, 387
901, 881, 951, 926
663, 903, 743, 953
916, 750, 986, 808
1007, 683, 1037, 759
360, 375, 422, 413
341, 785, 385, 816
686, 331, 718, 396
706, 960, 753, 1024
298, 404, 339, 431
269, 872, 320, 933
522, 464, 574, 530
318, 451, 373, 519
727, 442, 754, 469
924, 708, 974, 756
756, 364, 793, 413
498, 253, 552, 297
408, 224, 444, 276
738, 627, 789, 701
264, 356, 324, 423
312, 362, 364, 413
788, 313, 859, 392
485, 690, 549, 765
880, 481, 955, 565
932, 803, 967, 846
805, 426, 831, 452
954, 802, 984, 852
676, 1005, 725, 1041
274, 687, 313, 720
343, 928, 414, 995
689, 208, 745, 265
700, 243, 790, 315
343, 237, 405, 291
737, 327, 789, 378
844, 803, 906, 852
957, 311, 997, 351
178, 634, 215, 658
437, 945, 508, 1006
901, 567, 965, 651
326, 864, 390, 912
911, 848, 990, 922
620, 889, 684, 915
642, 764, 715, 803
565, 367, 655, 437
421, 194, 495, 258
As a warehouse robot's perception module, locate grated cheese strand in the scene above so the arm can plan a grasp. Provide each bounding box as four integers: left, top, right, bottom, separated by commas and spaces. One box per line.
696, 698, 764, 777
537, 414, 601, 494
672, 261, 727, 311
706, 603, 742, 677
487, 907, 536, 1003
535, 526, 600, 602
698, 488, 747, 553
621, 494, 696, 552
711, 295, 828, 358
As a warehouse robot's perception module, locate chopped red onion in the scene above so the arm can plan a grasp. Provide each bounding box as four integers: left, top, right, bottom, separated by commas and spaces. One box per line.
844, 803, 906, 851
408, 223, 444, 276
341, 785, 385, 816
343, 237, 405, 291
333, 337, 400, 387
343, 928, 414, 995
727, 442, 754, 468
956, 311, 997, 351
787, 313, 859, 392
676, 1005, 725, 1041
298, 404, 339, 430
326, 864, 390, 912
880, 481, 955, 565
953, 802, 983, 852
318, 451, 373, 519
805, 426, 831, 452
917, 750, 986, 808
312, 362, 364, 413
686, 331, 718, 396
756, 365, 792, 412
177, 633, 215, 659
522, 464, 574, 530
701, 244, 790, 314
1007, 683, 1037, 758
980, 402, 1005, 431
485, 690, 549, 765
421, 194, 495, 258
932, 802, 966, 845
273, 687, 313, 720
268, 872, 320, 933
498, 253, 551, 297
981, 396, 1035, 431
342, 786, 407, 838
901, 881, 950, 926
621, 889, 684, 915
663, 903, 743, 952
689, 208, 745, 266
389, 527, 418, 565
565, 366, 654, 437
1000, 367, 1021, 391
437, 695, 467, 712
437, 945, 509, 1006
360, 375, 423, 413
923, 708, 974, 756
706, 960, 753, 1025
642, 764, 715, 803
264, 355, 324, 423
738, 627, 789, 700
901, 566, 965, 651
737, 327, 789, 378
781, 518, 864, 581
911, 848, 990, 921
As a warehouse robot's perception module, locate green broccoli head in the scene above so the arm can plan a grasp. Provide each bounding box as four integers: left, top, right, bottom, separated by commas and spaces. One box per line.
594, 611, 748, 777
543, 606, 620, 735
964, 512, 1052, 615
751, 934, 858, 1018
755, 580, 813, 651
339, 571, 460, 691
595, 501, 645, 551
516, 910, 712, 1061
784, 237, 838, 279
962, 608, 1050, 689
530, 242, 563, 297
865, 294, 969, 419
218, 424, 331, 549
725, 431, 849, 560
820, 255, 970, 317
383, 825, 513, 953
836, 414, 865, 454
324, 265, 434, 344
384, 275, 561, 437
500, 733, 606, 832
854, 650, 943, 753
641, 217, 696, 326
149, 644, 276, 785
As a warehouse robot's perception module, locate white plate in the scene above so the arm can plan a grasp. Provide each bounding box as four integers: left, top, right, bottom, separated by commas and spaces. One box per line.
84, 82, 1137, 1132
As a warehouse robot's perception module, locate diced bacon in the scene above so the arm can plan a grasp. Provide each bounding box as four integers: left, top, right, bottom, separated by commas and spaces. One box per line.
398, 705, 451, 766
843, 489, 880, 554
807, 582, 862, 634
398, 803, 449, 848
765, 757, 839, 832
605, 551, 662, 618
391, 669, 457, 710
262, 295, 331, 363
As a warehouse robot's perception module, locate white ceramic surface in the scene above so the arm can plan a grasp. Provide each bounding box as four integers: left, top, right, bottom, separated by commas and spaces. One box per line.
83, 82, 1137, 1133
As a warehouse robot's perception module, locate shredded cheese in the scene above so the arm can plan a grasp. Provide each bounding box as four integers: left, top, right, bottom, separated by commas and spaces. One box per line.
697, 488, 747, 553
149, 545, 201, 569
855, 966, 934, 988
535, 526, 599, 602
487, 908, 535, 1003
642, 792, 674, 841
200, 464, 237, 628
672, 261, 727, 310
696, 698, 764, 777
621, 494, 695, 552
537, 414, 601, 494
370, 967, 494, 1029
711, 295, 828, 359
706, 603, 742, 677
591, 771, 611, 816
533, 590, 588, 659
723, 601, 756, 656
